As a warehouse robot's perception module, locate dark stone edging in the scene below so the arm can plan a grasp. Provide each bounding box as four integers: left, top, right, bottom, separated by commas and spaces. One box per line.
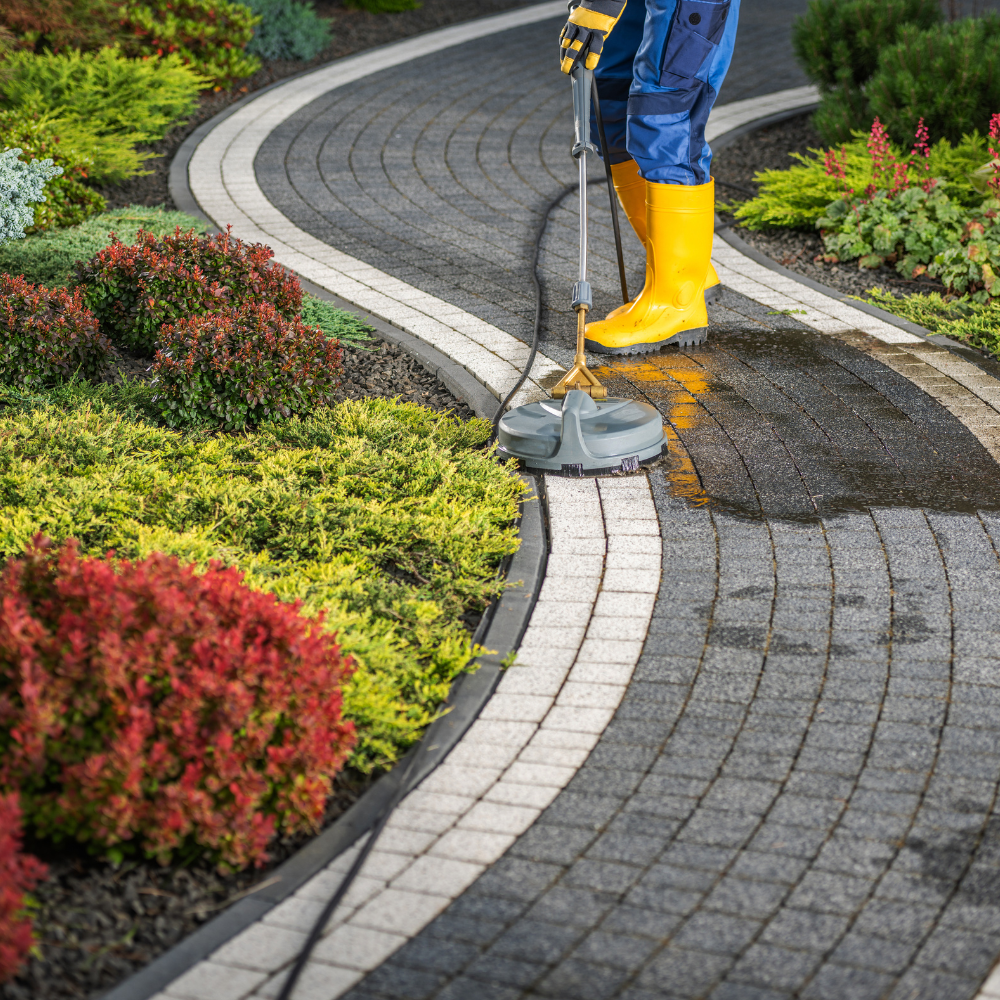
99, 476, 547, 1000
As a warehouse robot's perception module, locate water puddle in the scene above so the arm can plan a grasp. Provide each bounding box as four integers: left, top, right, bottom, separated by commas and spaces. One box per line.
600, 328, 1000, 522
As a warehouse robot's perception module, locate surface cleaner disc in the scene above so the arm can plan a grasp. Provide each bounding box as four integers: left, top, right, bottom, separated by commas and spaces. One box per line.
496, 389, 666, 476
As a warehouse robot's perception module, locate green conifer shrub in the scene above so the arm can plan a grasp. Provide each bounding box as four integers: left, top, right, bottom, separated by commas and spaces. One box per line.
792, 0, 942, 142
1, 47, 205, 146
867, 15, 1000, 145
244, 0, 331, 61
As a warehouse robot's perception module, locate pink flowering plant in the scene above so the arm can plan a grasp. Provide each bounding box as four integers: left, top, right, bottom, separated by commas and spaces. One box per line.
816, 115, 1000, 300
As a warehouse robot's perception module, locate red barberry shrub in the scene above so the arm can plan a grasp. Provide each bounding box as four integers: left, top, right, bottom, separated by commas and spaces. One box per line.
75, 225, 302, 355
0, 536, 355, 871
0, 274, 111, 387
0, 793, 47, 985
152, 300, 341, 430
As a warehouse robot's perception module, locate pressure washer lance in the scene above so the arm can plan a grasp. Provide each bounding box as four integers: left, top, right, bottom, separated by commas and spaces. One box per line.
494, 65, 667, 477
551, 64, 607, 401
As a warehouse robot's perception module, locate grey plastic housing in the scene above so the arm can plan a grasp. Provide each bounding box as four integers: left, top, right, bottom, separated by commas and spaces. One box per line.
497, 389, 666, 476
571, 280, 593, 310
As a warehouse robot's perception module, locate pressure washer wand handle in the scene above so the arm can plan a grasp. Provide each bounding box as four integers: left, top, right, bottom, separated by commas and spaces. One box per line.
570, 63, 595, 317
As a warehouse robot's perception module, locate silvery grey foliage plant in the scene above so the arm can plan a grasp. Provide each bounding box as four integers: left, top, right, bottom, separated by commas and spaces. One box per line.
0, 148, 62, 245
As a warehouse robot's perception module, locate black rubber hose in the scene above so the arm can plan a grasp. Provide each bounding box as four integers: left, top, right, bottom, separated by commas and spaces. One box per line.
487, 180, 583, 444
592, 77, 629, 305
274, 748, 423, 1000
279, 87, 623, 1000
488, 86, 626, 444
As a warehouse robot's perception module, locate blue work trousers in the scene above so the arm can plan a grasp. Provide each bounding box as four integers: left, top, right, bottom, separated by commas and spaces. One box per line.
592, 0, 740, 184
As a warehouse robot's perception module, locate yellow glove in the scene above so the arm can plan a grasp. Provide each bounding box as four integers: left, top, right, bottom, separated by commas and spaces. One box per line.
559, 0, 627, 74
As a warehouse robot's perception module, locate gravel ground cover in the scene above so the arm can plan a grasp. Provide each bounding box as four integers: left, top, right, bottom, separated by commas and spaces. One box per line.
713, 113, 951, 300
98, 0, 540, 212
330, 340, 475, 420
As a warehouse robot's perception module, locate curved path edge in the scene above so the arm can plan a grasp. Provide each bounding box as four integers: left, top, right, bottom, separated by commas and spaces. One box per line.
149, 475, 660, 1000
173, 1, 569, 412
99, 475, 547, 1000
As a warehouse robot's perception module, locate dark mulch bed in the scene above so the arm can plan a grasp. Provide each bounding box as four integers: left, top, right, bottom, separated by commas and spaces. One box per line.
712, 113, 948, 300
4, 768, 369, 1000
331, 339, 476, 419
97, 0, 541, 212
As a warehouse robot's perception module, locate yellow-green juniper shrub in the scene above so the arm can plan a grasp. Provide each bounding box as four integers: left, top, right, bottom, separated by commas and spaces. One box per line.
0, 388, 524, 773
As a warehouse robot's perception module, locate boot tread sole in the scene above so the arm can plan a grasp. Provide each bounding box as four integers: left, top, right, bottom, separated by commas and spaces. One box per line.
585, 327, 708, 355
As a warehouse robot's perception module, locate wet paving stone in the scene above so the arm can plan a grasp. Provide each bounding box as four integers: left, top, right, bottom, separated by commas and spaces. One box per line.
336, 318, 1000, 999
250, 4, 1000, 997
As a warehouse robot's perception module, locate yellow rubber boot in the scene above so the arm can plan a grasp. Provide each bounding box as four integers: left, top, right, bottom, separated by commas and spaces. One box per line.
705, 260, 721, 303
606, 159, 720, 316
606, 160, 646, 320
585, 177, 714, 354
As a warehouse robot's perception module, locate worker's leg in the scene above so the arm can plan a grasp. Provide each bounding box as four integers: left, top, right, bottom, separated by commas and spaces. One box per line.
591, 0, 645, 164
586, 0, 739, 353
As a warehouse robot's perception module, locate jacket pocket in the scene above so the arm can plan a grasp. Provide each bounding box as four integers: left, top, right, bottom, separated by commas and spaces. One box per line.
660, 0, 731, 87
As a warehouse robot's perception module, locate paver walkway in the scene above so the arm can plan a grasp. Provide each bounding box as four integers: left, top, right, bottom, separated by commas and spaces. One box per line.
162, 5, 1000, 1000
346, 338, 1000, 1000
255, 3, 810, 369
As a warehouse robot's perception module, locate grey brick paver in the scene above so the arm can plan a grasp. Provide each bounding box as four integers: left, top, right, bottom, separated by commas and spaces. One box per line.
206, 3, 1000, 998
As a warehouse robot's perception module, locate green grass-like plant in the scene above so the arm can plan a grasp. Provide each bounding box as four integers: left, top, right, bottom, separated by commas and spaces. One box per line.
1, 47, 206, 146
299, 294, 374, 348
863, 287, 1000, 356
0, 205, 205, 287
0, 385, 522, 773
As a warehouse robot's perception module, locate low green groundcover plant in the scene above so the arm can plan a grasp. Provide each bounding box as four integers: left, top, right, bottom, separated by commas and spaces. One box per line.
0, 205, 205, 287
864, 287, 1000, 356
299, 293, 374, 349
0, 385, 523, 774
732, 128, 988, 230
813, 118, 1000, 297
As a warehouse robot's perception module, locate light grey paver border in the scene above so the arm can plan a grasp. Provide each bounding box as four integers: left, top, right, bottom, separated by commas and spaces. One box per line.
100, 476, 547, 1000
146, 475, 660, 1000
179, 2, 569, 411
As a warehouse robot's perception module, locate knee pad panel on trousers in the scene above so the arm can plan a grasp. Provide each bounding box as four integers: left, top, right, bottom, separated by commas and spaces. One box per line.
660, 0, 733, 87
